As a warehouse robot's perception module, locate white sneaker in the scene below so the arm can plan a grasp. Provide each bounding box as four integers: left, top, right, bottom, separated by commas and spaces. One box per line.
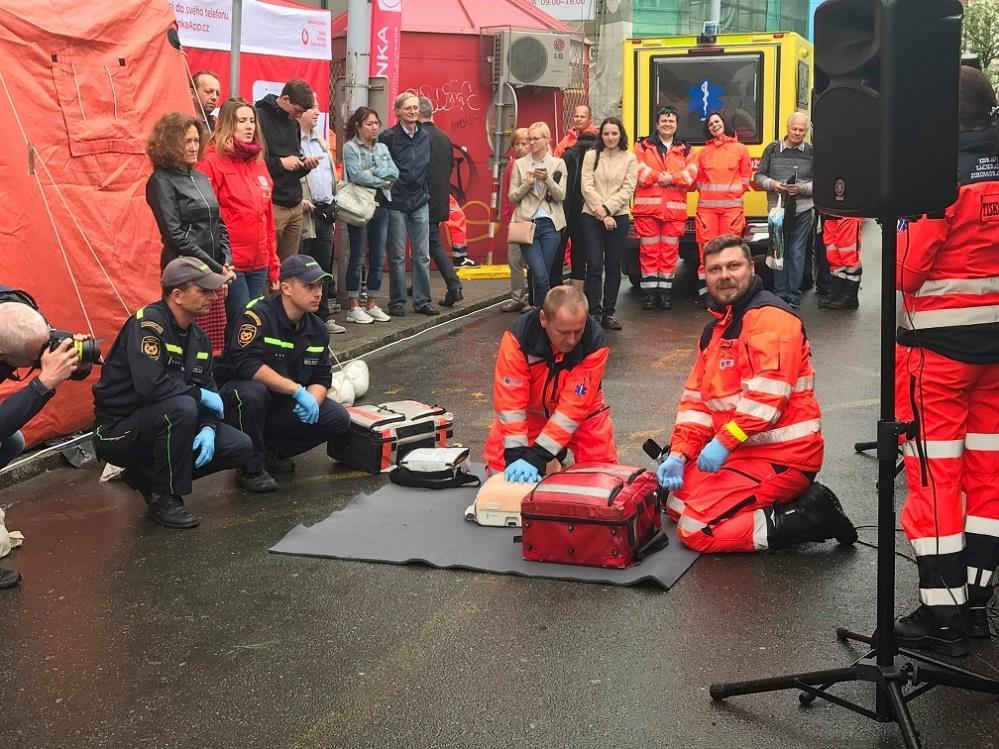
365, 305, 391, 322
326, 318, 347, 334
345, 307, 374, 324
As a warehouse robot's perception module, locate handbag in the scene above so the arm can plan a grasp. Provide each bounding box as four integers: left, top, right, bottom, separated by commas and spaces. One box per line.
389, 447, 481, 490
508, 221, 536, 245
334, 182, 377, 227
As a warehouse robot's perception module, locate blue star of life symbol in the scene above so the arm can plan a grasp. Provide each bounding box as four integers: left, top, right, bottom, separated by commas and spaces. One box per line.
688, 79, 725, 120
575, 383, 588, 396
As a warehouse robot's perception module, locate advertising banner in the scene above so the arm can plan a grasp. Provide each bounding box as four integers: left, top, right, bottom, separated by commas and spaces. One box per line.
172, 0, 332, 60
527, 0, 595, 23
369, 0, 403, 112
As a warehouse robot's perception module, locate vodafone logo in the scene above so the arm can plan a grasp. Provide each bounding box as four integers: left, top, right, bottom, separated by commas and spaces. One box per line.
301, 29, 309, 45
378, 0, 402, 12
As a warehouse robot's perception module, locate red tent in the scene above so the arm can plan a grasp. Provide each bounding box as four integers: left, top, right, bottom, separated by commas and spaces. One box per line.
332, 0, 584, 261
0, 0, 191, 445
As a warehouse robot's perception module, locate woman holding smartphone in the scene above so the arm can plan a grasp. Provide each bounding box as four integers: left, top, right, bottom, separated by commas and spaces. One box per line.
508, 122, 568, 307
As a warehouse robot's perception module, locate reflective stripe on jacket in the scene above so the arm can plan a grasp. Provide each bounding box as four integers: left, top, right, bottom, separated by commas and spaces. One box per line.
633, 137, 696, 221
492, 310, 610, 471
670, 277, 823, 472
694, 135, 752, 211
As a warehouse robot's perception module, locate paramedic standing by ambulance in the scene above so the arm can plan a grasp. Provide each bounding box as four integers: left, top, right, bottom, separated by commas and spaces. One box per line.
893, 66, 999, 657
484, 286, 616, 481
656, 235, 856, 553
632, 106, 697, 311
691, 112, 752, 303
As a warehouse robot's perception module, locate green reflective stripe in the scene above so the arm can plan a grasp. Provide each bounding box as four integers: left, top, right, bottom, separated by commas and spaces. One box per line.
135, 307, 145, 319
196, 351, 209, 360
263, 337, 294, 349
306, 346, 325, 353
245, 297, 263, 309
165, 343, 184, 355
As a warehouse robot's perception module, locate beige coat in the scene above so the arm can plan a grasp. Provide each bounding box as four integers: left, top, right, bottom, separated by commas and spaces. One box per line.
508, 153, 568, 231
581, 148, 638, 218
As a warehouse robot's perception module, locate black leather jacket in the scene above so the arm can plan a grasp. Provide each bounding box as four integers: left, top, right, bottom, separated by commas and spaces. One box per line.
146, 166, 232, 272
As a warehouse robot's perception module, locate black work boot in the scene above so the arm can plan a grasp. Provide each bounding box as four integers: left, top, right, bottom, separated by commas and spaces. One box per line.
0, 567, 22, 589
264, 453, 296, 476
148, 494, 200, 529
236, 467, 278, 493
968, 587, 994, 638
656, 291, 672, 310
827, 276, 861, 310
817, 276, 843, 309
895, 604, 972, 657
642, 293, 655, 310
767, 482, 858, 548
439, 288, 463, 308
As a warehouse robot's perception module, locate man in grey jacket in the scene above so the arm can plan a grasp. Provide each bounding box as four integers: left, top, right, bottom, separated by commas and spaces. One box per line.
754, 112, 814, 309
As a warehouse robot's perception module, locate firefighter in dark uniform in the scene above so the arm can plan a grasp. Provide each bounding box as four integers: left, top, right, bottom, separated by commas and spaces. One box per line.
93, 258, 253, 529
217, 255, 351, 492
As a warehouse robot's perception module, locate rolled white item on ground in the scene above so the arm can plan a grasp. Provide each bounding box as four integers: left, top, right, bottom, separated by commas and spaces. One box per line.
343, 359, 369, 398
329, 372, 356, 406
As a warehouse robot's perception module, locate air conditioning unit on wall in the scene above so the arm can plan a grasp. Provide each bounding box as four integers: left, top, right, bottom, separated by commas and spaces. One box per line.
498, 30, 574, 89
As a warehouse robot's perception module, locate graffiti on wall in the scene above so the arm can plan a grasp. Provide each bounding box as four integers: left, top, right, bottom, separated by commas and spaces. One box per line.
411, 79, 480, 114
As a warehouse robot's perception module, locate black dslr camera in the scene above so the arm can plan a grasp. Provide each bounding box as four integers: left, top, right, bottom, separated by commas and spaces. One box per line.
37, 329, 103, 369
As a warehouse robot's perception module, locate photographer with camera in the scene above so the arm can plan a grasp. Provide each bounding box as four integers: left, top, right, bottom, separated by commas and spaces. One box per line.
0, 287, 96, 589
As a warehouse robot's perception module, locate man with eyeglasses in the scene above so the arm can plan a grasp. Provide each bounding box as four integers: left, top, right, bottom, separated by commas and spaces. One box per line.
379, 93, 439, 317
256, 79, 321, 264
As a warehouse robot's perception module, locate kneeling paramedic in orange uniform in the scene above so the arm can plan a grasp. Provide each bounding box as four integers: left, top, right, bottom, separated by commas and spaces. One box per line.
656, 235, 856, 553
484, 285, 617, 480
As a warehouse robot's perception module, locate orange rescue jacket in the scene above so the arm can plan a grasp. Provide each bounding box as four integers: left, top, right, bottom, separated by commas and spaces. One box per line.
671, 277, 823, 472
633, 136, 697, 222
692, 134, 752, 211
493, 311, 610, 470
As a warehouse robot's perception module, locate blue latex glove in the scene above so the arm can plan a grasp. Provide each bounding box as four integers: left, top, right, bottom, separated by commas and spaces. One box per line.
200, 388, 224, 419
292, 385, 320, 425
504, 458, 541, 484
656, 455, 685, 492
697, 438, 731, 473
193, 426, 216, 469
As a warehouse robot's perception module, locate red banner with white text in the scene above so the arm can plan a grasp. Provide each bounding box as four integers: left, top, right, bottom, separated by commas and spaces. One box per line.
369, 0, 402, 117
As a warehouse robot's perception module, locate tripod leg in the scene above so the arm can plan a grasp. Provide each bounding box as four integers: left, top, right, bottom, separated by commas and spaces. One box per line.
710, 666, 860, 700
799, 648, 875, 706
885, 680, 922, 749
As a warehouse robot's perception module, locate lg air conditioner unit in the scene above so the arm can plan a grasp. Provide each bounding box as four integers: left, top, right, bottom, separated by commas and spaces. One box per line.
499, 30, 574, 89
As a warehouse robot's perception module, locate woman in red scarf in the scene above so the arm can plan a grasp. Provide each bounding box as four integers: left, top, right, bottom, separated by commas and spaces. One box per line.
692, 111, 751, 303
199, 98, 279, 326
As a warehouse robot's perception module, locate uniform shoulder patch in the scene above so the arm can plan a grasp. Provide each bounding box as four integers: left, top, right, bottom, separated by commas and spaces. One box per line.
141, 335, 161, 360
238, 324, 258, 347
245, 310, 263, 326
140, 320, 165, 335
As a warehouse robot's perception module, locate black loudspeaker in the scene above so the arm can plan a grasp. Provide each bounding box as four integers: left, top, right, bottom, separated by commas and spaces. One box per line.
813, 0, 963, 217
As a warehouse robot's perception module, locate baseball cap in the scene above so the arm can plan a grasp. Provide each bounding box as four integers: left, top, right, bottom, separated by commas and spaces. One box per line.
280, 255, 332, 284
161, 257, 227, 290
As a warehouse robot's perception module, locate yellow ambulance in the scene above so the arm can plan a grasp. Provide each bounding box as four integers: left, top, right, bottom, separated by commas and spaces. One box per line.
620, 31, 814, 288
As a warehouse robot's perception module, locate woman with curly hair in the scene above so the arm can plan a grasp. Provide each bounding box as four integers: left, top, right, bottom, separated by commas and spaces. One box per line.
146, 112, 234, 351
198, 98, 279, 325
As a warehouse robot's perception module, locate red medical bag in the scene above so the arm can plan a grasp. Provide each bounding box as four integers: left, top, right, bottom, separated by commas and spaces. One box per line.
520, 463, 667, 569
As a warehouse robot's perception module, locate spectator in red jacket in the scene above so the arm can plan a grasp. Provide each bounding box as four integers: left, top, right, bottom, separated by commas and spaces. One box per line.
199, 98, 279, 325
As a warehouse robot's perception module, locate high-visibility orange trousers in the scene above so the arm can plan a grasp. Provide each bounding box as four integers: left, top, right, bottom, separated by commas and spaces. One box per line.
444, 195, 468, 248
896, 344, 999, 616
695, 208, 746, 283
634, 217, 683, 291
482, 410, 618, 472
667, 456, 812, 553
823, 216, 862, 276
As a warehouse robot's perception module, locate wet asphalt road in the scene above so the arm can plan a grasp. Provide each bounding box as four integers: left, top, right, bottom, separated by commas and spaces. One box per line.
1, 223, 997, 749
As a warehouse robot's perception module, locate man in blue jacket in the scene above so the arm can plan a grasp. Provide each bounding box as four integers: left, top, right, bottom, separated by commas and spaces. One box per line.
378, 93, 438, 317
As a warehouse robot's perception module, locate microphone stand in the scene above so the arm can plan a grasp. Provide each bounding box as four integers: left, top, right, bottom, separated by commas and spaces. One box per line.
707, 219, 999, 749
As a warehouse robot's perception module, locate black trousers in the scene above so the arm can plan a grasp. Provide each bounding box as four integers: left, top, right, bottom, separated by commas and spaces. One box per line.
580, 213, 629, 318
95, 395, 253, 497
220, 380, 351, 473
300, 216, 335, 319
563, 220, 586, 282
428, 221, 462, 293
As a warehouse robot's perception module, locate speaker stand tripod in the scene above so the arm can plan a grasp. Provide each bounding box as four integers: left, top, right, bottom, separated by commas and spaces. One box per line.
708, 219, 999, 749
